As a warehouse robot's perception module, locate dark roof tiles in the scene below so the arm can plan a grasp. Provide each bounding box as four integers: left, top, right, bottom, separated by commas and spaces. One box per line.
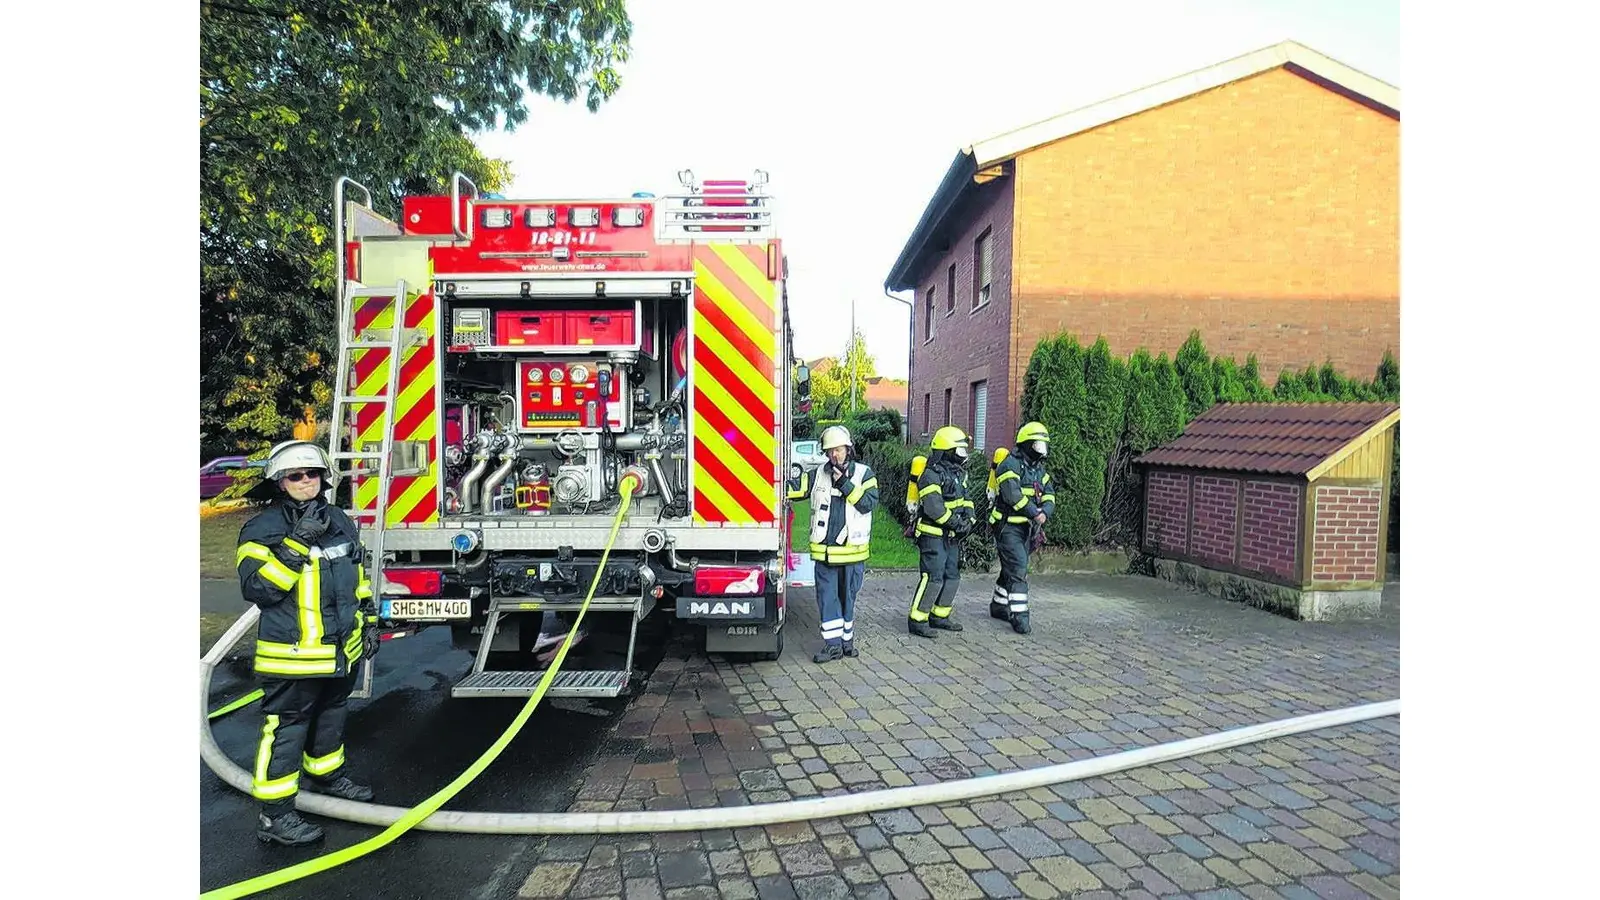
1134, 402, 1398, 476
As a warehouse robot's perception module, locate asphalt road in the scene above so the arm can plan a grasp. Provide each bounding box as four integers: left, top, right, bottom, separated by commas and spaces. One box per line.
200, 612, 677, 900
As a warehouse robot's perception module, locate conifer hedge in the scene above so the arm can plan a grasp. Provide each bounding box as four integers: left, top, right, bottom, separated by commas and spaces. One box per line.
1016, 330, 1400, 554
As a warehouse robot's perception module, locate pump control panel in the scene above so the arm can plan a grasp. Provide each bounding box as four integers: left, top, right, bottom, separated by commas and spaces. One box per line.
516, 360, 626, 431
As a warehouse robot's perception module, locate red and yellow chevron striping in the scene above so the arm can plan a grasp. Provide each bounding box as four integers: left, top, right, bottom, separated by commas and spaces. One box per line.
346, 288, 441, 526
690, 243, 780, 525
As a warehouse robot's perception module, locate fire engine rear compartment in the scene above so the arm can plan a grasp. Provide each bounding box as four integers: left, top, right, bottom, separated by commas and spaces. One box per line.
336, 177, 793, 698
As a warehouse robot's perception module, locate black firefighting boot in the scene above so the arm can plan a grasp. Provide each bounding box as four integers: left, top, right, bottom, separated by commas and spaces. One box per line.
991, 587, 1010, 620
813, 643, 844, 664
305, 773, 374, 802
908, 618, 938, 639
257, 809, 324, 847
930, 615, 963, 632
842, 640, 859, 658
1010, 612, 1032, 635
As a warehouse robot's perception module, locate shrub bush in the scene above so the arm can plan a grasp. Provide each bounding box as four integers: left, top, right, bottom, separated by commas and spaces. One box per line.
1015, 330, 1401, 554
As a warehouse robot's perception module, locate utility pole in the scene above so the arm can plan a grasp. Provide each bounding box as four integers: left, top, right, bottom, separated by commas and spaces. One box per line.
850, 296, 857, 415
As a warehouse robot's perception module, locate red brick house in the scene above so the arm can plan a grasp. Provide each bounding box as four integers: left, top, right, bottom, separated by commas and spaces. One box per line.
862, 376, 909, 422
1135, 402, 1399, 621
884, 40, 1400, 449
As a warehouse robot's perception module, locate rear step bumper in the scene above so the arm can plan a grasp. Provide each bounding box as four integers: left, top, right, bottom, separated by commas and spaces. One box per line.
451, 669, 630, 698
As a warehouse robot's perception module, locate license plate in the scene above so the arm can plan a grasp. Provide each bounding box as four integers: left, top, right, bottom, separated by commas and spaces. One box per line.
381, 598, 470, 619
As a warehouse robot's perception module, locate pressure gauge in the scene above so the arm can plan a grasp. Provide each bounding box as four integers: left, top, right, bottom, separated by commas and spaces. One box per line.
569, 364, 591, 384
526, 367, 544, 384
548, 366, 565, 384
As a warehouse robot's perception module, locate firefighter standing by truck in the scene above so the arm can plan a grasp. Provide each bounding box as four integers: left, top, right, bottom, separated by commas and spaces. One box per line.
907, 425, 976, 638
787, 425, 880, 663
235, 440, 380, 846
989, 422, 1055, 635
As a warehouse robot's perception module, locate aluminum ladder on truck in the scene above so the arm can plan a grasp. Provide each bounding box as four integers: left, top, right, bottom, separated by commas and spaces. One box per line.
327, 278, 415, 700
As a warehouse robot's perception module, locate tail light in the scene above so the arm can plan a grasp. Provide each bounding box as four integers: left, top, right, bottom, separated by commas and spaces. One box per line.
381, 569, 442, 597
694, 565, 765, 596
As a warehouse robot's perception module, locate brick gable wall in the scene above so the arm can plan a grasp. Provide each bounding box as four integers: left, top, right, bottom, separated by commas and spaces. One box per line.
1011, 67, 1399, 382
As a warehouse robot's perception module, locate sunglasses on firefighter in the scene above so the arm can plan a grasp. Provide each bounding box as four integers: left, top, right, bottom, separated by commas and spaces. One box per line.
281, 469, 323, 483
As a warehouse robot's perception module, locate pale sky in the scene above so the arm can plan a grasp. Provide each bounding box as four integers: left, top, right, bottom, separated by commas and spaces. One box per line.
471, 0, 1400, 380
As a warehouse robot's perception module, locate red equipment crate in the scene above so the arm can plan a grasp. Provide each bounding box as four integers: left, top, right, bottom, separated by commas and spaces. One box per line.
495, 311, 566, 346
568, 306, 636, 347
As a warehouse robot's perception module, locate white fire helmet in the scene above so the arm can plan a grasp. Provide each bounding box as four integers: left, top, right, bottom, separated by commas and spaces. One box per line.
820, 425, 852, 452
263, 440, 339, 490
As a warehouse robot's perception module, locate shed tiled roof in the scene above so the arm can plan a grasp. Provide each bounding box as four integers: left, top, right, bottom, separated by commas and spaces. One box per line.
1134, 403, 1399, 476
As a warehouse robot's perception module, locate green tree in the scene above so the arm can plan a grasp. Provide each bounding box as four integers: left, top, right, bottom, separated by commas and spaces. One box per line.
1019, 334, 1053, 425
810, 328, 878, 416
200, 0, 633, 452
1241, 354, 1273, 401
1374, 350, 1400, 401
1083, 337, 1128, 457
1152, 352, 1188, 441
1175, 330, 1216, 419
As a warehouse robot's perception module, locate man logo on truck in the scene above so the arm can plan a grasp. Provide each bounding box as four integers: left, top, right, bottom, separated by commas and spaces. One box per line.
690, 601, 753, 616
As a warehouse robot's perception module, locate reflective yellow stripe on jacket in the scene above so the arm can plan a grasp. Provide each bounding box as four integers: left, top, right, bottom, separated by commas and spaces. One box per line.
236, 542, 300, 591
249, 553, 338, 677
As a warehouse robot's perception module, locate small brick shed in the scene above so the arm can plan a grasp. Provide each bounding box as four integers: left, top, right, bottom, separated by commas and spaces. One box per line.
1134, 402, 1400, 621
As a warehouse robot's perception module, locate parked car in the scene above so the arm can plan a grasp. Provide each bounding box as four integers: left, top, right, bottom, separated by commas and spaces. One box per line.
200, 455, 263, 499
790, 439, 824, 471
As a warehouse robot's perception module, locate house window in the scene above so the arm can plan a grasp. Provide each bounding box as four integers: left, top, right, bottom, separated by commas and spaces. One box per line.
970, 380, 988, 450
973, 227, 992, 309
923, 393, 931, 435
943, 388, 952, 427
945, 264, 956, 314
923, 286, 935, 342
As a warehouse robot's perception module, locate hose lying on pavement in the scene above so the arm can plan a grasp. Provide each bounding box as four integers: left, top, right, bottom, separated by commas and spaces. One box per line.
200, 472, 1399, 885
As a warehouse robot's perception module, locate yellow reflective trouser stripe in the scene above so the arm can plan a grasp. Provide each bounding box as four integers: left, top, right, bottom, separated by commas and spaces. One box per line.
846, 477, 877, 505
236, 543, 299, 591
908, 574, 930, 621
303, 745, 345, 777
253, 714, 299, 800
299, 556, 323, 647
932, 604, 953, 617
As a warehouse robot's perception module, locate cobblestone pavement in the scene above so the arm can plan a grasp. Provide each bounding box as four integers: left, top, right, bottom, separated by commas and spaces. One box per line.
513, 572, 1400, 900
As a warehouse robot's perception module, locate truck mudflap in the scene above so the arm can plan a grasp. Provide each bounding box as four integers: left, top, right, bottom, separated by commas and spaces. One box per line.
673, 559, 787, 658
705, 620, 783, 655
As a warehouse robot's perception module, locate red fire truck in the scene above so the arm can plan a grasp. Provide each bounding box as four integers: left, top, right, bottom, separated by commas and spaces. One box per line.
331, 169, 811, 699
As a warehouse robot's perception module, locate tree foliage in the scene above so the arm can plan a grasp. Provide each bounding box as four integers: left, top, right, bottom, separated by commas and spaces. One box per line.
1015, 331, 1401, 554
200, 0, 633, 454
810, 328, 878, 418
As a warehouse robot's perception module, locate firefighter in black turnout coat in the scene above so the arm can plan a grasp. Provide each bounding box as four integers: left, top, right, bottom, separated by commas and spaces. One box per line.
989, 422, 1055, 634
907, 426, 977, 638
235, 440, 380, 846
